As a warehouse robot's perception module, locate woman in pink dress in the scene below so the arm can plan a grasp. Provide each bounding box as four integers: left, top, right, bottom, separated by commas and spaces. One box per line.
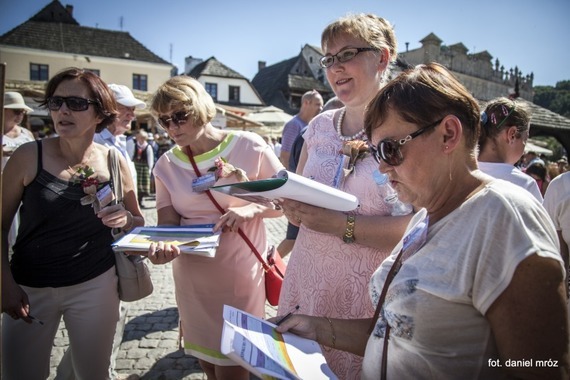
278, 13, 411, 379
146, 76, 283, 380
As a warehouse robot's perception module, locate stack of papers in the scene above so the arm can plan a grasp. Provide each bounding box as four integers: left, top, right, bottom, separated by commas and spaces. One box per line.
221, 305, 337, 379
112, 225, 221, 258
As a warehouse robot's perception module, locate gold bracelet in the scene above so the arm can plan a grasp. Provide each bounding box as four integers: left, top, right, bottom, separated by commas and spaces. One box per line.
123, 211, 134, 231
342, 215, 356, 243
324, 317, 336, 349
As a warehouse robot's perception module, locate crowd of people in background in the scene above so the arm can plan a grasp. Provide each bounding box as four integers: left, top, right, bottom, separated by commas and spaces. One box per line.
5, 93, 566, 206
2, 12, 570, 380
519, 150, 568, 197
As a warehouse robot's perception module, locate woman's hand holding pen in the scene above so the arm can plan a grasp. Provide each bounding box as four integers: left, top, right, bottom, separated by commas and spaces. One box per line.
1, 277, 42, 324
270, 313, 320, 342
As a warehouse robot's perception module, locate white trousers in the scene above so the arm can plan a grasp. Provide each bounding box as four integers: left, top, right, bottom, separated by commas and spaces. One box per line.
2, 267, 120, 380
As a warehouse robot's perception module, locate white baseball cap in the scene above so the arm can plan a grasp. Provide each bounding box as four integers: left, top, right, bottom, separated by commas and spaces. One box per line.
108, 84, 146, 109
4, 92, 33, 112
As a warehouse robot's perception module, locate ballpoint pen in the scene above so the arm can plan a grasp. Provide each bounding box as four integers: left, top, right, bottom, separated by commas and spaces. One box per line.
275, 305, 300, 326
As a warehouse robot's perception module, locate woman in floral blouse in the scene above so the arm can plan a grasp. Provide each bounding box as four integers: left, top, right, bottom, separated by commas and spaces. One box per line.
278, 13, 411, 379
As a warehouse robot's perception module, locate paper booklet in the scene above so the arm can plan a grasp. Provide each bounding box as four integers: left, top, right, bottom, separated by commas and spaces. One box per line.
211, 169, 359, 212
111, 224, 221, 258
221, 305, 337, 380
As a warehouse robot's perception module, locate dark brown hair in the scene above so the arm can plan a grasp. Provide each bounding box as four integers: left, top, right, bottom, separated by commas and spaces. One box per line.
40, 67, 117, 132
365, 63, 481, 150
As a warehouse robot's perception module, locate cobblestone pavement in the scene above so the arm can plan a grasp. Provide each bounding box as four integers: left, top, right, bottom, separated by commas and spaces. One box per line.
48, 197, 287, 379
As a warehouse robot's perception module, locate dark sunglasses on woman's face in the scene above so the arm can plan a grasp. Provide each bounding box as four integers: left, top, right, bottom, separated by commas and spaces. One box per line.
47, 96, 98, 112
370, 118, 443, 166
10, 109, 26, 115
158, 111, 190, 129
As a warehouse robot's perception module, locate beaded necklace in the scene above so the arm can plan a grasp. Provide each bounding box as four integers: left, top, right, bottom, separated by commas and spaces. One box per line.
336, 108, 366, 142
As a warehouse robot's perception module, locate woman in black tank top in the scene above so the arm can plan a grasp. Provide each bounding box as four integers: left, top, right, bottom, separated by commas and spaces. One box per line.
1, 68, 145, 380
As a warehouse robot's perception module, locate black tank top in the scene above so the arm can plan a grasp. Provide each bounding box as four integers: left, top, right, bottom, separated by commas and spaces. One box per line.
11, 140, 115, 287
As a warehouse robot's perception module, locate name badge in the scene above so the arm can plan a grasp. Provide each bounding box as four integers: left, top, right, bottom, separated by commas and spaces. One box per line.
192, 173, 217, 192
96, 184, 116, 208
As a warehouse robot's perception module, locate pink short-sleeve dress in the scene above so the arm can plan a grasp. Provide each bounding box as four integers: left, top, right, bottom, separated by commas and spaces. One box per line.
278, 110, 393, 379
153, 131, 284, 365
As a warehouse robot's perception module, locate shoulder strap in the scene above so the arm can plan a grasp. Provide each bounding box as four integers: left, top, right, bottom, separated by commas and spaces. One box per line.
183, 145, 272, 272
368, 244, 407, 380
108, 148, 123, 203
35, 139, 43, 173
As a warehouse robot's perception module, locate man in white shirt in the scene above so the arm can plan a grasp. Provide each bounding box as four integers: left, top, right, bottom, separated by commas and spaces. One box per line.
94, 84, 146, 187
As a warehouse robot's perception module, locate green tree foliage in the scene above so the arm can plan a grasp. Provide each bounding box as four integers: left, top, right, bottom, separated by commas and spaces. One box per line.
534, 81, 570, 117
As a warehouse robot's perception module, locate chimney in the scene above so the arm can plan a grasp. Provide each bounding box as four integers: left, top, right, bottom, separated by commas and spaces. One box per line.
405, 42, 409, 52
65, 5, 73, 16
184, 56, 203, 74
258, 61, 266, 72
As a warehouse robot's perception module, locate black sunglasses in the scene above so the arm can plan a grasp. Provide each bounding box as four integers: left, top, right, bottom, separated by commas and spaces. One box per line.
10, 109, 26, 115
370, 118, 443, 166
158, 111, 190, 129
47, 96, 98, 112
319, 47, 378, 68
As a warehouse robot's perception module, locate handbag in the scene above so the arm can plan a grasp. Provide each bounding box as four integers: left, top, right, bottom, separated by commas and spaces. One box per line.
184, 146, 286, 306
108, 149, 154, 302
265, 245, 287, 306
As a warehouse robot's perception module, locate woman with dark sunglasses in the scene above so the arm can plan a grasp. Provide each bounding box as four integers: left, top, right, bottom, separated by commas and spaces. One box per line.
478, 97, 543, 202
1, 67, 144, 379
277, 13, 411, 379
274, 63, 568, 379
146, 75, 284, 380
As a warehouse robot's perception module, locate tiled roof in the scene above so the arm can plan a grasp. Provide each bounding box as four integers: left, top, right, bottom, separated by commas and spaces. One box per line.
288, 74, 330, 93
0, 1, 169, 65
522, 99, 570, 130
252, 56, 297, 103
252, 54, 334, 115
188, 57, 246, 79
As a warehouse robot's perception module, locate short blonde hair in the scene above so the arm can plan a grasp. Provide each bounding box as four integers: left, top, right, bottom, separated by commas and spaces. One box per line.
321, 13, 398, 62
150, 76, 217, 127
321, 13, 397, 84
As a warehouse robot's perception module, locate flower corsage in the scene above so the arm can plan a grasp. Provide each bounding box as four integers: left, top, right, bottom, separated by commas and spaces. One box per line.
208, 157, 248, 183
69, 165, 100, 206
341, 139, 369, 177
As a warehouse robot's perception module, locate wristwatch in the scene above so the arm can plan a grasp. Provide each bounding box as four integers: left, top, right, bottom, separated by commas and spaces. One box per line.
343, 215, 356, 243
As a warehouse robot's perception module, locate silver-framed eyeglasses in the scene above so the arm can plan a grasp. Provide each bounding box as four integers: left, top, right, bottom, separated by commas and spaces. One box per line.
370, 119, 443, 166
319, 47, 378, 68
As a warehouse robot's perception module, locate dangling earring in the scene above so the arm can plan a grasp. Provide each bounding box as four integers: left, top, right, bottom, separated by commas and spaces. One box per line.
448, 153, 453, 182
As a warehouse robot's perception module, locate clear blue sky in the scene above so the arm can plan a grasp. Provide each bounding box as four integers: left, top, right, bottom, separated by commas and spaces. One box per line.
2, 0, 569, 87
